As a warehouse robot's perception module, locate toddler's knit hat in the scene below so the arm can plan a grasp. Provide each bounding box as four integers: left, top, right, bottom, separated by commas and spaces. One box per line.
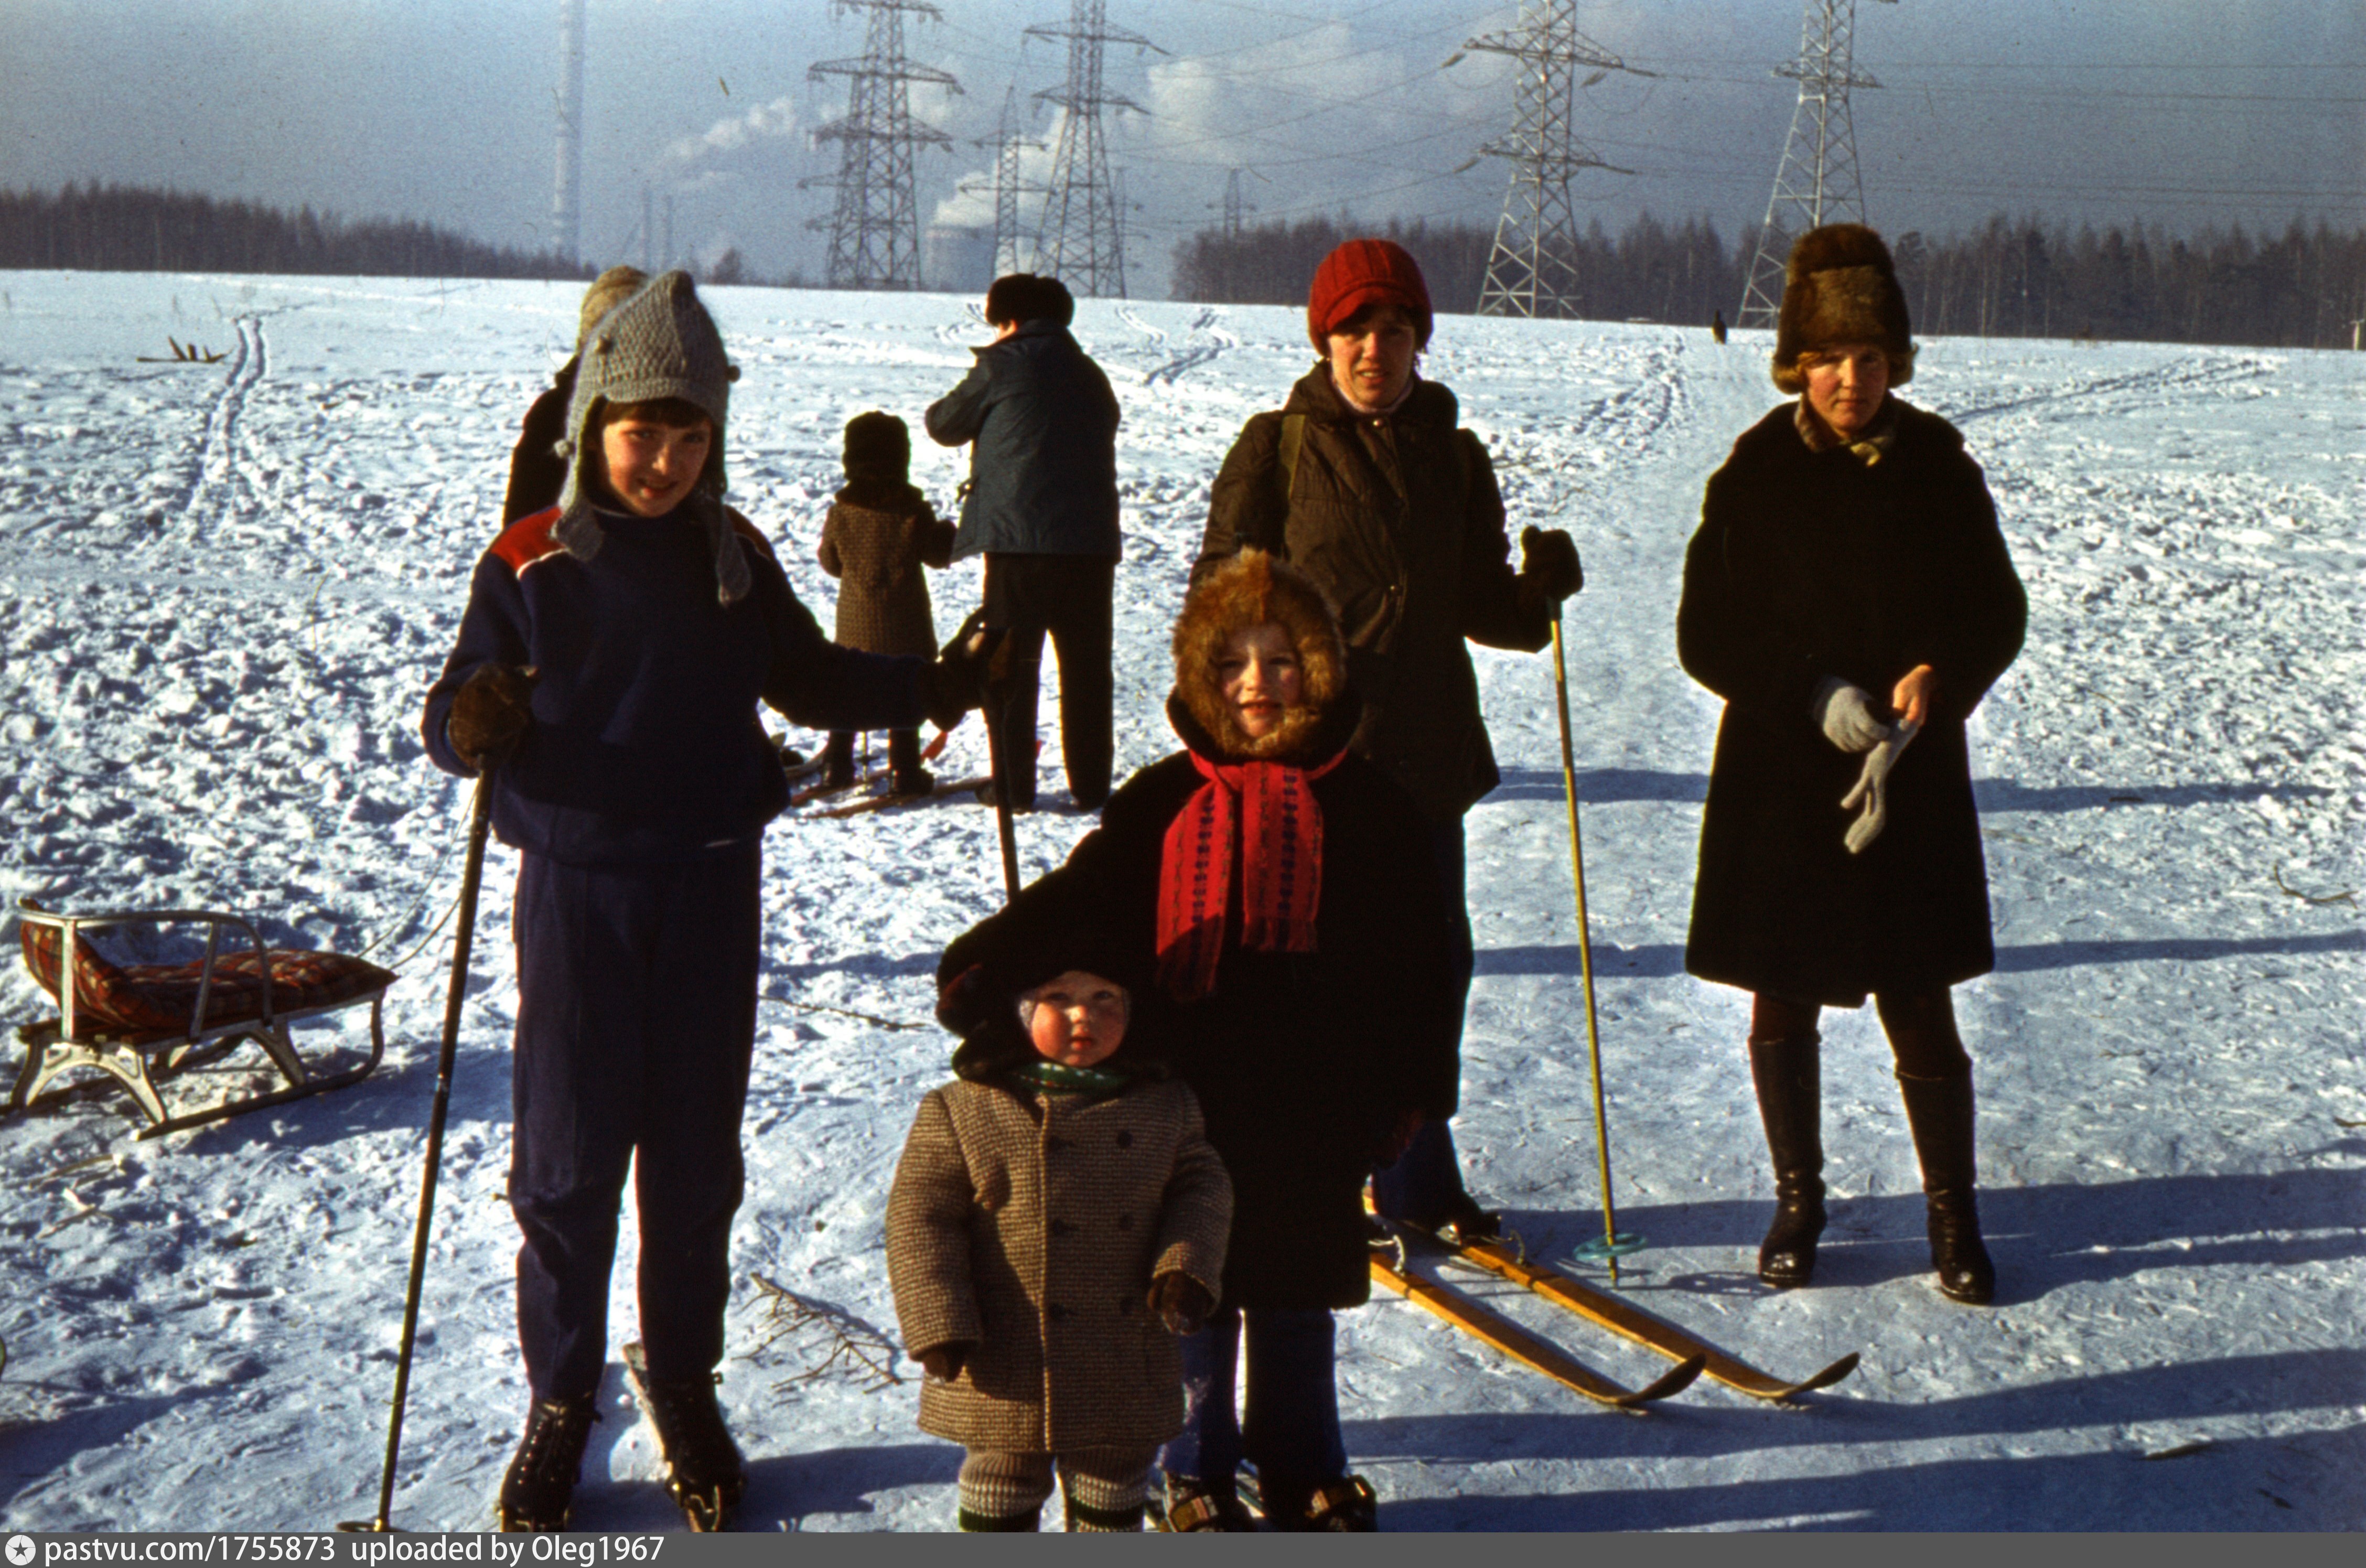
843, 410, 911, 480
553, 270, 749, 603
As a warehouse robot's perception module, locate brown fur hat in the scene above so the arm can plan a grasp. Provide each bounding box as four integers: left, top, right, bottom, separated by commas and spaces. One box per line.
1771, 224, 1915, 393
1172, 549, 1346, 761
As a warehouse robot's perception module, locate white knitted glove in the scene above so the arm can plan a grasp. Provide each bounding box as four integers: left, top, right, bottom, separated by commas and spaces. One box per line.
1812, 678, 1896, 754
1841, 718, 1920, 854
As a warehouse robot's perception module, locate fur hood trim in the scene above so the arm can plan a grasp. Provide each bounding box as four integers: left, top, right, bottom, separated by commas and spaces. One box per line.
1171, 549, 1347, 761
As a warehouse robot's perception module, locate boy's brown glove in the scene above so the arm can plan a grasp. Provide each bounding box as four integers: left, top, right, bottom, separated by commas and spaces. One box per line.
1148, 1272, 1217, 1337
917, 1341, 973, 1383
914, 609, 1005, 731
448, 663, 537, 767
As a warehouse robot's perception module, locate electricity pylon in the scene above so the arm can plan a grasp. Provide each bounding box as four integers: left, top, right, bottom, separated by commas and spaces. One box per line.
550, 0, 586, 267
1458, 2, 1633, 319
963, 85, 1048, 278
1026, 1, 1164, 299
806, 0, 962, 291
1736, 0, 1897, 328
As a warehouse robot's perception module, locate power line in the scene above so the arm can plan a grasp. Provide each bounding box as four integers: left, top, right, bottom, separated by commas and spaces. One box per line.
804, 0, 962, 291
1028, 1, 1164, 299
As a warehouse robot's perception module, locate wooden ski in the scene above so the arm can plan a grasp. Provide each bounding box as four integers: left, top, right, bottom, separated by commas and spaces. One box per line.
1369, 1251, 1702, 1410
814, 775, 993, 820
1443, 1237, 1858, 1400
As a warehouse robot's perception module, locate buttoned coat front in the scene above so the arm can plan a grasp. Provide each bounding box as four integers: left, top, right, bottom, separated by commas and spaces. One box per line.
885, 1073, 1231, 1454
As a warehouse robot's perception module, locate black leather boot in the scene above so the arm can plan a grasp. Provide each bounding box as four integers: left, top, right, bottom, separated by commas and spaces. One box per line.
1747, 1031, 1826, 1288
1897, 1070, 1996, 1305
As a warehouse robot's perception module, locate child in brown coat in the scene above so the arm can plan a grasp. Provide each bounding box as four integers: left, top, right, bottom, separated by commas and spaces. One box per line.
886, 929, 1232, 1531
818, 411, 957, 795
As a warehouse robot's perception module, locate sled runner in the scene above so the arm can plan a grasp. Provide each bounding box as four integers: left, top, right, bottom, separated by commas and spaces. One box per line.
10, 898, 393, 1140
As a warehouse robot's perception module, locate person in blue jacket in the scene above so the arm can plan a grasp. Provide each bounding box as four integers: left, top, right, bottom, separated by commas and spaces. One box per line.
925, 273, 1122, 812
421, 271, 989, 1533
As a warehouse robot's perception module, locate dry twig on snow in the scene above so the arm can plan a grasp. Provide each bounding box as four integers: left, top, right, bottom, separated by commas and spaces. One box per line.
743, 1272, 905, 1392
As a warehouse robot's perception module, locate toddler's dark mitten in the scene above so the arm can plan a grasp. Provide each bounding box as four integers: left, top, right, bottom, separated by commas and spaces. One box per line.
918, 1342, 972, 1383
915, 609, 1004, 731
1373, 1108, 1425, 1168
1518, 525, 1583, 602
447, 664, 537, 767
1148, 1273, 1216, 1337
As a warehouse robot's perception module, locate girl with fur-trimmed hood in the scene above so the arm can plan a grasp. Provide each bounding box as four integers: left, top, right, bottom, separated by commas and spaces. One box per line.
1679, 224, 2027, 1307
938, 550, 1460, 1531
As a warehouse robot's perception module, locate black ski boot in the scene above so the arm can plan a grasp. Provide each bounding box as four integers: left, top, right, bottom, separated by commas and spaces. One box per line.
1158, 1476, 1255, 1532
630, 1361, 746, 1531
498, 1393, 601, 1532
1898, 1070, 1996, 1304
1748, 1029, 1826, 1288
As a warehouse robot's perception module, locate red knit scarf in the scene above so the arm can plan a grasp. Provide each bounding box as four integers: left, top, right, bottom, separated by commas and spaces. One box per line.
1156, 748, 1346, 1001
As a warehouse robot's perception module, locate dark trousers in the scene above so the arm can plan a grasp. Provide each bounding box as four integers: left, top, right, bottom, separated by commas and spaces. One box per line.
1161, 1306, 1348, 1492
823, 727, 919, 778
509, 843, 761, 1400
1370, 817, 1477, 1222
983, 553, 1115, 809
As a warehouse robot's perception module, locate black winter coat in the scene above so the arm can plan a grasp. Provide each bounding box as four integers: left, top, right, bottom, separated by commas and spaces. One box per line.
925, 321, 1122, 561
1678, 398, 2026, 1006
937, 698, 1460, 1312
503, 358, 577, 525
1196, 370, 1552, 823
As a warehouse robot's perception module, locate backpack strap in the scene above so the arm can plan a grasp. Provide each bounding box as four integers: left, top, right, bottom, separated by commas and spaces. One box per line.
1276, 412, 1306, 498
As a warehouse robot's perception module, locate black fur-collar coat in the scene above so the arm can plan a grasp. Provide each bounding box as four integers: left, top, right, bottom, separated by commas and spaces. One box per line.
1677, 397, 2026, 1006
938, 695, 1460, 1312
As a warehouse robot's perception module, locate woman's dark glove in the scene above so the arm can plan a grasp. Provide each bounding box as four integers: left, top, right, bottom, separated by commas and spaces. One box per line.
1148, 1273, 1217, 1337
914, 609, 1005, 731
447, 664, 536, 768
1519, 525, 1583, 602
917, 1341, 973, 1383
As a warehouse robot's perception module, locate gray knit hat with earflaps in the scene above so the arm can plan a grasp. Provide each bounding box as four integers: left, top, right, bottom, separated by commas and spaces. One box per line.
552, 269, 750, 604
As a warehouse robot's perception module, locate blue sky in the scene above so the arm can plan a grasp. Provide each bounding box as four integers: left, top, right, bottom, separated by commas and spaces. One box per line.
1, 1, 2357, 294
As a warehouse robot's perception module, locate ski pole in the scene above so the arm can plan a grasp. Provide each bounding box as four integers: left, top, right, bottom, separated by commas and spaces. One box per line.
1550, 618, 1644, 1284
341, 767, 497, 1532
983, 684, 1021, 903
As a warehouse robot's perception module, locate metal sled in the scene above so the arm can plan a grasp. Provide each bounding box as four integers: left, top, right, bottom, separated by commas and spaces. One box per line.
10, 899, 394, 1140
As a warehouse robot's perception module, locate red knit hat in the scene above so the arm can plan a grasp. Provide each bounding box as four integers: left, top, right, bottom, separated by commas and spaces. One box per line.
1307, 239, 1434, 351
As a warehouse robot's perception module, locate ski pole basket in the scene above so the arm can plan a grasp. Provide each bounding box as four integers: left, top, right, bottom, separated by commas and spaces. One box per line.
9, 898, 395, 1139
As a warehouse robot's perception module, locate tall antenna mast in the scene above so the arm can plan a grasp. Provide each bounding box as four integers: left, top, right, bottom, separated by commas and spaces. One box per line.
1736, 0, 1897, 328
806, 0, 962, 291
964, 85, 1048, 279
551, 0, 586, 269
1460, 2, 1633, 320
1026, 1, 1164, 299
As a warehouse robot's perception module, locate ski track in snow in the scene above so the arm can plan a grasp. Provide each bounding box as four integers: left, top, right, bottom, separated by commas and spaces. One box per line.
0, 274, 2358, 1532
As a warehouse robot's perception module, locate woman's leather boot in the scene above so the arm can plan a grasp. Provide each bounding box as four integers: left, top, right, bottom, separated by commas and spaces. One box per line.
1897, 1070, 1996, 1305
1747, 1032, 1825, 1288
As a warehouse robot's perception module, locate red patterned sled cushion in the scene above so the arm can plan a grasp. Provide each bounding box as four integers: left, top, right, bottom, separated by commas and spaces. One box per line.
18, 906, 394, 1037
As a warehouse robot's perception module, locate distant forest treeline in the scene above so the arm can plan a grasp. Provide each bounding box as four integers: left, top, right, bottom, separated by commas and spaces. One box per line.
1171, 212, 2366, 350
0, 183, 588, 281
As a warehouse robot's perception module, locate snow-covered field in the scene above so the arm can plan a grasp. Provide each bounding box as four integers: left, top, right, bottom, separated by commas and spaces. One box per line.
0, 271, 2359, 1531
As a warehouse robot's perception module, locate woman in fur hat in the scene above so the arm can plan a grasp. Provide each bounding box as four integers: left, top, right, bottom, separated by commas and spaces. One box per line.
938, 550, 1460, 1530
818, 410, 957, 797
1678, 223, 2027, 1306
1193, 237, 1585, 1246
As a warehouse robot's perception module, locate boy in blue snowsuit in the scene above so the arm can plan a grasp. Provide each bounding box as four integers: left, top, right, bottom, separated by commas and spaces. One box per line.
422, 271, 987, 1531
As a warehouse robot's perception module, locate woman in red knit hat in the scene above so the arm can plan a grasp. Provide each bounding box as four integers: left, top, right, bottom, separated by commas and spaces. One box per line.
1193, 237, 1584, 1246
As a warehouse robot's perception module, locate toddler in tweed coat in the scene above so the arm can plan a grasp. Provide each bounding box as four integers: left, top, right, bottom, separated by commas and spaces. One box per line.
817, 410, 956, 796
887, 928, 1231, 1531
